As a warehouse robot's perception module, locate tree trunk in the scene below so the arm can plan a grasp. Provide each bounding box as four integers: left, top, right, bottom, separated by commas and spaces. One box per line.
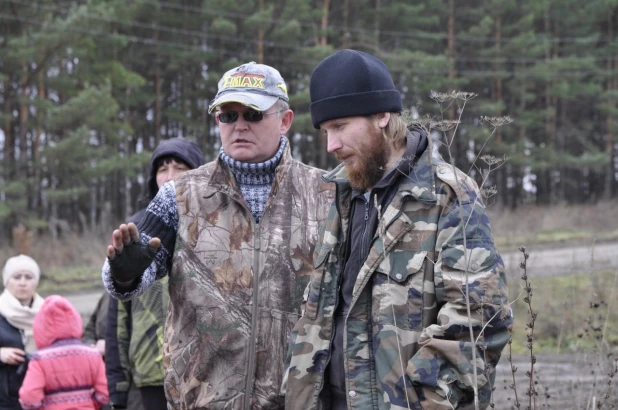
557, 98, 566, 202
320, 0, 331, 46
539, 4, 555, 205
257, 0, 264, 62
493, 15, 506, 206
374, 0, 381, 50
124, 87, 133, 221
3, 80, 15, 181
50, 174, 59, 241
19, 64, 30, 184
494, 16, 503, 144
604, 10, 616, 199
447, 0, 461, 166
32, 69, 45, 216
513, 70, 528, 209
154, 31, 162, 146
342, 0, 350, 48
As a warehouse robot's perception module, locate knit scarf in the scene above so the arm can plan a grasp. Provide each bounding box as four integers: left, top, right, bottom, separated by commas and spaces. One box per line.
0, 289, 45, 353
219, 136, 287, 222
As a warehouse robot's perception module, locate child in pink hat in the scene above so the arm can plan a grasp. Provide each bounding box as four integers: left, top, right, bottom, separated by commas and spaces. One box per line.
19, 295, 109, 410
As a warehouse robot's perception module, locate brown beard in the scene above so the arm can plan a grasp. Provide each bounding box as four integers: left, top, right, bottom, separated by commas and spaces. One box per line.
338, 127, 390, 191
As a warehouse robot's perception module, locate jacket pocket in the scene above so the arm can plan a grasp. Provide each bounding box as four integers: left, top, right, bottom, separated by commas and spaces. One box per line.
440, 240, 497, 273
438, 240, 498, 306
303, 249, 331, 320
373, 250, 428, 330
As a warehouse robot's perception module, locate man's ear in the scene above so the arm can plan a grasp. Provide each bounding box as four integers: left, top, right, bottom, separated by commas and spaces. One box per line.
279, 110, 294, 134
375, 112, 391, 129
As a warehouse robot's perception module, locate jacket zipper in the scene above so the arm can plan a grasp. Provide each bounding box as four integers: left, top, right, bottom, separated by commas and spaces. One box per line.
243, 181, 277, 409
339, 195, 371, 408
244, 222, 260, 410
216, 162, 284, 409
316, 183, 346, 405
218, 186, 262, 410
359, 196, 370, 267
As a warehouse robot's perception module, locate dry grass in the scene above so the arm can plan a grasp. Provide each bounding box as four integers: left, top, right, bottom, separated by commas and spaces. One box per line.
0, 229, 108, 295
488, 201, 618, 250
509, 270, 618, 354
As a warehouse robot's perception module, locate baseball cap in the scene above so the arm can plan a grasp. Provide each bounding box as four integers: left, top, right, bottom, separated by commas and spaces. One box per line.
208, 62, 289, 114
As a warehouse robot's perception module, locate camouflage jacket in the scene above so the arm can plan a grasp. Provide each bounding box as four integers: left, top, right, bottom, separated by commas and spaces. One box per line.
283, 137, 512, 410
115, 278, 169, 387
103, 143, 334, 410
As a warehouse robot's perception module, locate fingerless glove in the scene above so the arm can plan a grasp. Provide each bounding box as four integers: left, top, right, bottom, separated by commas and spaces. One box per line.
108, 240, 158, 284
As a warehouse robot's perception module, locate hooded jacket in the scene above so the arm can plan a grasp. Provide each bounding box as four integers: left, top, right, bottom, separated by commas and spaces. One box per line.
130, 138, 206, 224
283, 132, 512, 410
19, 295, 109, 410
106, 138, 205, 408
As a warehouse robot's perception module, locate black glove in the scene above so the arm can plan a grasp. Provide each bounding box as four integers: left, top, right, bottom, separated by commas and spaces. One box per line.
108, 240, 158, 284
15, 353, 31, 376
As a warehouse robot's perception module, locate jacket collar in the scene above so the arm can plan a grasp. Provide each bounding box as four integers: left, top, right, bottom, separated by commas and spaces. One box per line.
207, 137, 293, 200
323, 127, 437, 206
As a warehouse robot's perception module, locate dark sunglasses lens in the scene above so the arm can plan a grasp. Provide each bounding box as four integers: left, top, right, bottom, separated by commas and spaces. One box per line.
218, 112, 239, 123
244, 110, 264, 122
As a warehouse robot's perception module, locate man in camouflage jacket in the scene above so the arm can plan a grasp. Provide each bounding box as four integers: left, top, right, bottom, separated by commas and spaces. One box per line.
105, 138, 205, 410
102, 62, 334, 409
283, 50, 512, 409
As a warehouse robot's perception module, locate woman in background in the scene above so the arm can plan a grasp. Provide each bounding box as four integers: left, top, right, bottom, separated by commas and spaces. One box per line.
0, 254, 44, 410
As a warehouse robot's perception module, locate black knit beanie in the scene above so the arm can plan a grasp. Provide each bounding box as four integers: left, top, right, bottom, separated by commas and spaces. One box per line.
309, 49, 403, 129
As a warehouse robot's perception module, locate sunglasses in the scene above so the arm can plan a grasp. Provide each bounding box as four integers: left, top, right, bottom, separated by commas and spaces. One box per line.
216, 109, 283, 124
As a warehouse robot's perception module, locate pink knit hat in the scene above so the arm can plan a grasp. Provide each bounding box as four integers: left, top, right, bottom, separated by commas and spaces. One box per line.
33, 295, 83, 349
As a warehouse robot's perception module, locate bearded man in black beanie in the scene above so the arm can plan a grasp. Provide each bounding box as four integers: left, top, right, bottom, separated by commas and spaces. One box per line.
283, 50, 511, 410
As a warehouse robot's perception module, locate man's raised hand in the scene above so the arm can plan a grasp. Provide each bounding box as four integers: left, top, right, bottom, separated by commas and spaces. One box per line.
107, 223, 161, 286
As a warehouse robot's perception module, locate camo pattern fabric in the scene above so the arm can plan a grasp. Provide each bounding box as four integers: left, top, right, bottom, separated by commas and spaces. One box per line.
283, 136, 512, 410
164, 145, 334, 410
120, 276, 169, 388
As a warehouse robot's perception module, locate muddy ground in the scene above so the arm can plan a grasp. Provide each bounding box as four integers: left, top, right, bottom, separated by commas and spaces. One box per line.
68, 240, 618, 409
493, 352, 617, 409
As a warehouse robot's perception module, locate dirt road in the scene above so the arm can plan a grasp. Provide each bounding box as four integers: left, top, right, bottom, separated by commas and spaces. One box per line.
493, 352, 617, 409
68, 241, 618, 318
502, 241, 617, 279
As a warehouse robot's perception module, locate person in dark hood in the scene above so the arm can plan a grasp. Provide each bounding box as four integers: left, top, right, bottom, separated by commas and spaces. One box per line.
103, 138, 205, 410
129, 138, 206, 224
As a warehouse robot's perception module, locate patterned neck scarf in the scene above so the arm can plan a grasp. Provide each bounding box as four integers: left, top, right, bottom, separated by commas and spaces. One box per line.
219, 136, 287, 222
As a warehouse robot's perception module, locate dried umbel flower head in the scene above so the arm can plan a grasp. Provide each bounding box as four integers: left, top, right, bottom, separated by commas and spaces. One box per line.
429, 90, 456, 103
480, 154, 509, 166
429, 90, 478, 103
481, 186, 498, 199
480, 116, 514, 128
410, 114, 437, 132
455, 91, 477, 101
431, 119, 460, 132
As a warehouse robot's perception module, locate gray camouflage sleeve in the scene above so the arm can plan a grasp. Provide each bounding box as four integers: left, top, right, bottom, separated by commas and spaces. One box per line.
407, 182, 512, 409
102, 181, 179, 301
